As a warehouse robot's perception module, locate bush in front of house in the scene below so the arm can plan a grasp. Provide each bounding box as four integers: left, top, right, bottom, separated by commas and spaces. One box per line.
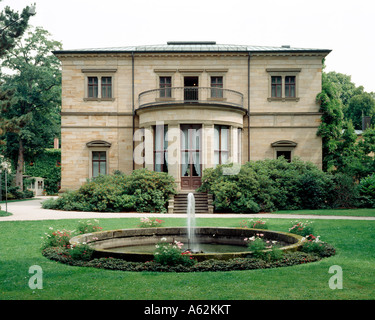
357, 174, 375, 208
42, 169, 177, 213
198, 157, 361, 213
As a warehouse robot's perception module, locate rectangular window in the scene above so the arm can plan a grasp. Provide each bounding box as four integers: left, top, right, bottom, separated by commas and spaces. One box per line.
160, 76, 172, 98
92, 151, 106, 177
154, 125, 168, 173
271, 76, 282, 98
88, 77, 98, 98
211, 76, 223, 98
101, 77, 112, 98
285, 76, 296, 98
276, 150, 291, 162
214, 125, 229, 166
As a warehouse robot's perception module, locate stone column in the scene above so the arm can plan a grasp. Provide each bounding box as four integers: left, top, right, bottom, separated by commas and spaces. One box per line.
203, 124, 215, 169
230, 126, 239, 164
144, 126, 154, 171
167, 124, 181, 191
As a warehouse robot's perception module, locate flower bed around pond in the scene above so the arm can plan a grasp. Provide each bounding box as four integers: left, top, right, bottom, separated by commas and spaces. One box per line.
41, 219, 336, 272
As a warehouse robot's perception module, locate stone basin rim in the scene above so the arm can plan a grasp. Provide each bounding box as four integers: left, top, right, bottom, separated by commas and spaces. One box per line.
70, 227, 305, 262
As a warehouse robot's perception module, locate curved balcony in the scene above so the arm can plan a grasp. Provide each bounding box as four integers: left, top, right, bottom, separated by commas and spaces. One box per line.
137, 87, 244, 111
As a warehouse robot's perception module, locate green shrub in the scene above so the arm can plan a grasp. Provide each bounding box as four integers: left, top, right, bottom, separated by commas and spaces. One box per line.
76, 219, 103, 234
41, 169, 177, 213
358, 174, 375, 208
288, 221, 314, 237
296, 171, 334, 209
239, 219, 269, 229
41, 228, 72, 249
138, 217, 165, 228
198, 158, 338, 213
42, 249, 333, 272
330, 173, 359, 208
245, 236, 266, 259
69, 244, 94, 261
154, 238, 196, 267
300, 237, 336, 257
25, 149, 61, 195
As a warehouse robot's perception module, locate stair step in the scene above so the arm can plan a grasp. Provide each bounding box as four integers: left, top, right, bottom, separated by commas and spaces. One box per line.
170, 192, 210, 214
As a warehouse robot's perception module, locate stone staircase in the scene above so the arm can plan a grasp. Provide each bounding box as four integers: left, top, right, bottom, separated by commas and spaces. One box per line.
168, 192, 213, 214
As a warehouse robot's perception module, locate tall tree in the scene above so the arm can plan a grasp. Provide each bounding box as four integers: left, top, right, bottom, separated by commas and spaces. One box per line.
346, 93, 375, 130
0, 26, 62, 190
325, 71, 359, 108
334, 120, 365, 179
0, 1, 34, 57
0, 1, 34, 141
316, 71, 344, 172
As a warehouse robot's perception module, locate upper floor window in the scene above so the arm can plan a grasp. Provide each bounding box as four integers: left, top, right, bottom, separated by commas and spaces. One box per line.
159, 76, 172, 98
88, 77, 98, 98
267, 68, 301, 102
82, 69, 116, 101
101, 77, 112, 99
211, 76, 223, 98
285, 76, 296, 98
271, 76, 282, 98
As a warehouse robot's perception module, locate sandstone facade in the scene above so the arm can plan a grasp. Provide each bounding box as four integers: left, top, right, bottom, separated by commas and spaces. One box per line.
54, 43, 330, 191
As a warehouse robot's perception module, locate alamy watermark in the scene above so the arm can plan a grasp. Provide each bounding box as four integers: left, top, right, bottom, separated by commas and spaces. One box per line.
328, 265, 343, 290
132, 121, 242, 176
28, 265, 43, 290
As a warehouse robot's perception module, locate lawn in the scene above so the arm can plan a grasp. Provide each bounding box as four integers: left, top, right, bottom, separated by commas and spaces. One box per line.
0, 210, 12, 217
0, 217, 374, 300
277, 208, 375, 217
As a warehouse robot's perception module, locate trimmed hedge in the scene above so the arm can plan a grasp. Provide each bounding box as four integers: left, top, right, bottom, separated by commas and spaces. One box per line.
42, 246, 335, 273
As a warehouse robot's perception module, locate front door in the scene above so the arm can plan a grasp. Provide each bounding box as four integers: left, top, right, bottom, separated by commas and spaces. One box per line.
181, 124, 202, 190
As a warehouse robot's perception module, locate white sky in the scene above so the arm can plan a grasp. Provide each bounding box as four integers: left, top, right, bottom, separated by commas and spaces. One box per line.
3, 0, 375, 92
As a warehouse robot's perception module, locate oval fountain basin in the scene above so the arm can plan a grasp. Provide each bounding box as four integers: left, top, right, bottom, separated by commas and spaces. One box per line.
70, 227, 305, 262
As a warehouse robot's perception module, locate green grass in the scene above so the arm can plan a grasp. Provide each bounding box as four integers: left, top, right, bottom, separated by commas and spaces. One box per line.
0, 198, 39, 204
0, 217, 374, 300
276, 208, 375, 217
0, 210, 12, 217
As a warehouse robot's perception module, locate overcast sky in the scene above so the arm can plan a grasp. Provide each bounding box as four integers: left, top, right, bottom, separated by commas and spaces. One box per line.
3, 0, 375, 92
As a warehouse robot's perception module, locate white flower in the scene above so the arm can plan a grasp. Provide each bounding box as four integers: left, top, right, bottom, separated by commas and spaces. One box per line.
161, 237, 167, 242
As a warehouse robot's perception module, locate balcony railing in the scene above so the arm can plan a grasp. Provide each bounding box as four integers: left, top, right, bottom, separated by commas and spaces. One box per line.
137, 87, 244, 110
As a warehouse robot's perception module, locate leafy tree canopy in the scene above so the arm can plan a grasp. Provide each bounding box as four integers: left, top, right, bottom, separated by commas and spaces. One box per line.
0, 1, 35, 57
0, 25, 62, 190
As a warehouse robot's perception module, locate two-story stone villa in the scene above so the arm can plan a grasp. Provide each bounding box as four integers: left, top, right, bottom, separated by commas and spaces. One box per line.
53, 41, 331, 192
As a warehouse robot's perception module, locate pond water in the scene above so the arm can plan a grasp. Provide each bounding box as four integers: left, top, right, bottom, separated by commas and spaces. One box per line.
107, 243, 248, 254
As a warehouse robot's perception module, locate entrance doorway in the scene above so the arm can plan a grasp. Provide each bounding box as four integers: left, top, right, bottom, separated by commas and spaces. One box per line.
184, 76, 199, 101
181, 124, 202, 190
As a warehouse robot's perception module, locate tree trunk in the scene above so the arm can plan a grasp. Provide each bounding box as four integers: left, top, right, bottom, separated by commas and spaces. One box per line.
16, 139, 24, 191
